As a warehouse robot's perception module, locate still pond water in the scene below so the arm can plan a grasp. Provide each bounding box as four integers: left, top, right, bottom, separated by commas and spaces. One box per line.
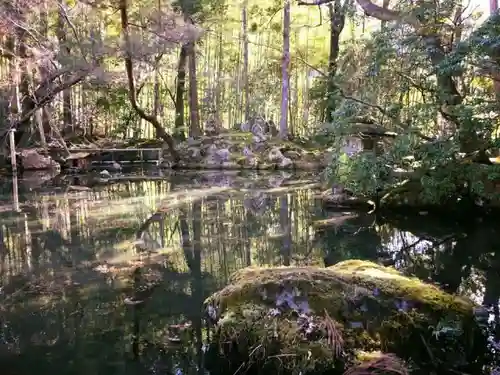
0, 170, 499, 374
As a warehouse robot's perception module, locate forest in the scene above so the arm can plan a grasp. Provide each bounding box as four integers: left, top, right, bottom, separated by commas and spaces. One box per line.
1, 0, 500, 209
3, 1, 500, 373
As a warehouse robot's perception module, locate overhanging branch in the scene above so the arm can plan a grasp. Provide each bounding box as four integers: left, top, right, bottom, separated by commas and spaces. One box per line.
119, 0, 180, 163
338, 90, 436, 142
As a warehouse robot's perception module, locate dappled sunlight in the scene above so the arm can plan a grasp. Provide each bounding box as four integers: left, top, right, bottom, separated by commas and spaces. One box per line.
1, 172, 500, 375
0, 173, 326, 297
349, 267, 407, 280
459, 267, 486, 305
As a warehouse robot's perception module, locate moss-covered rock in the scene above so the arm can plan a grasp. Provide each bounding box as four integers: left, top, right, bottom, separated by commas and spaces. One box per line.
204, 260, 489, 375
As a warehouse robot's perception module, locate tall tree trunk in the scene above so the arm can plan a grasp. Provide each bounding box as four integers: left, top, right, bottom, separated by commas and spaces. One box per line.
325, 0, 347, 123
119, 0, 179, 162
280, 0, 291, 139
187, 42, 201, 137
57, 0, 73, 133
152, 0, 162, 138
6, 35, 20, 126
40, 1, 52, 139
153, 62, 161, 133
17, 26, 37, 146
174, 45, 188, 141
215, 31, 224, 119
242, 0, 250, 121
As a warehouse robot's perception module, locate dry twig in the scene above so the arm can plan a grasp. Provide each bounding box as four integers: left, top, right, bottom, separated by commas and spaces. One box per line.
323, 309, 344, 358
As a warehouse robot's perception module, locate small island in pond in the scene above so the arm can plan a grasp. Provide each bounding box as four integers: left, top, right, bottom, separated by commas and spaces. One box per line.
203, 260, 490, 375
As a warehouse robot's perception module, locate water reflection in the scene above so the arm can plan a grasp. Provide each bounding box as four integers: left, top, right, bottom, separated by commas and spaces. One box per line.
0, 171, 499, 374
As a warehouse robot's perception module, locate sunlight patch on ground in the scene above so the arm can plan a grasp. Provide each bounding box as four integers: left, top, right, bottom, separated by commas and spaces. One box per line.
352, 267, 407, 280
100, 245, 177, 265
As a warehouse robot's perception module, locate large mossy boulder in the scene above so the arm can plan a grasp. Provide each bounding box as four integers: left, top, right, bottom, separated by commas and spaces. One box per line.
204, 260, 489, 375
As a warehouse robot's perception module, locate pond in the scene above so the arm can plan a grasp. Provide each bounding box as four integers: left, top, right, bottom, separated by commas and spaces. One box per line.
0, 169, 499, 375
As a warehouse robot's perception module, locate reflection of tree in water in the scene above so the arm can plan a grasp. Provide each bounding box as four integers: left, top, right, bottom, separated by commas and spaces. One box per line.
378, 215, 493, 294
377, 214, 500, 350
2, 176, 500, 373
318, 210, 500, 346
321, 213, 381, 266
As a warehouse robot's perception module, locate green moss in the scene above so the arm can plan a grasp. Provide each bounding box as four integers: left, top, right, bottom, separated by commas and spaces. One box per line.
205, 260, 489, 375
328, 260, 471, 313
354, 350, 384, 362
209, 261, 470, 314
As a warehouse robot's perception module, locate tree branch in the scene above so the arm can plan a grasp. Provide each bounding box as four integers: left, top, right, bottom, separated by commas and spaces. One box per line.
338, 90, 435, 142
355, 0, 416, 24
119, 0, 180, 163
4, 70, 88, 140
297, 0, 333, 6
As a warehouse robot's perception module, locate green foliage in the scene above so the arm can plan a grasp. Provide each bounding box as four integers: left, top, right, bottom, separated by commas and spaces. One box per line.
319, 2, 500, 207
96, 88, 141, 137
172, 0, 226, 20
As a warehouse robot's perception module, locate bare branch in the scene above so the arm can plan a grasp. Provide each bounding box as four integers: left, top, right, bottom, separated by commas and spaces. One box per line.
297, 0, 333, 5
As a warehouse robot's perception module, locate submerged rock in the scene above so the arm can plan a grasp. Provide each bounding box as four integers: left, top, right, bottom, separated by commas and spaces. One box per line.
204, 260, 489, 375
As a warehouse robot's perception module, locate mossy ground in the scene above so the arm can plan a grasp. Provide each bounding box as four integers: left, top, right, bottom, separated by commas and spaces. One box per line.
204, 260, 489, 375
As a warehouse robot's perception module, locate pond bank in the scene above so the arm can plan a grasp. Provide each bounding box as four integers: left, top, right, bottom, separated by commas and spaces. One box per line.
1, 133, 328, 173
3, 132, 500, 214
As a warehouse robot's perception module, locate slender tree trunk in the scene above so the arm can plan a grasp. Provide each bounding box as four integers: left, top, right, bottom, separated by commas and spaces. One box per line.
40, 1, 52, 138
234, 21, 243, 124
57, 0, 73, 133
325, 0, 347, 123
187, 42, 201, 137
119, 0, 179, 162
242, 0, 250, 121
6, 35, 21, 141
153, 0, 162, 138
280, 0, 291, 139
153, 63, 160, 131
215, 31, 224, 120
174, 45, 188, 141
17, 24, 37, 146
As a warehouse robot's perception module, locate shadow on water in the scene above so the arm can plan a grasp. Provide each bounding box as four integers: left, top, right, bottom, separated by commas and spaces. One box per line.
0, 169, 499, 374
